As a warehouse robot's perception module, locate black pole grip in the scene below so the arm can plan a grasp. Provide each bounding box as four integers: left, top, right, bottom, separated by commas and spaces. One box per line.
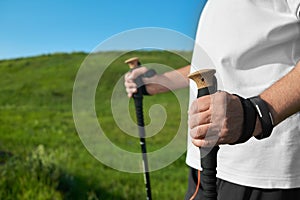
197, 87, 219, 200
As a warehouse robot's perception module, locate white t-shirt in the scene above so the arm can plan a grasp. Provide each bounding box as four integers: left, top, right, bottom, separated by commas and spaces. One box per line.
186, 0, 300, 189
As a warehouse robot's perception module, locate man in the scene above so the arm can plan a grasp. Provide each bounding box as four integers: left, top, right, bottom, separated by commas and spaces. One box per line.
124, 0, 300, 199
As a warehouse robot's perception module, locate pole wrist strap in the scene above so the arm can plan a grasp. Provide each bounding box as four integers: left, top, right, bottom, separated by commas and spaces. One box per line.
231, 95, 257, 144
135, 69, 157, 96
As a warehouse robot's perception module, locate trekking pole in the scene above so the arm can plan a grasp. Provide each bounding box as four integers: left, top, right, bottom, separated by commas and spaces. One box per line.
188, 69, 219, 200
125, 57, 152, 200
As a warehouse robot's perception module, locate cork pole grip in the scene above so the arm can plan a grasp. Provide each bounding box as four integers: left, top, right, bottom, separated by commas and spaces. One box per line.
125, 57, 140, 69
188, 69, 216, 89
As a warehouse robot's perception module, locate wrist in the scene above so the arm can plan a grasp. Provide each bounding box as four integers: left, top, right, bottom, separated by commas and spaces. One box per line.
143, 74, 170, 95
136, 69, 157, 95
143, 75, 158, 95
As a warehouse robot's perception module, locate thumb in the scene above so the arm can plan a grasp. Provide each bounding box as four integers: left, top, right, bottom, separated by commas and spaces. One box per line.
130, 66, 148, 79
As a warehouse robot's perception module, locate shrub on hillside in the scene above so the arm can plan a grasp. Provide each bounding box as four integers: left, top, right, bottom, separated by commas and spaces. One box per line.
0, 145, 74, 200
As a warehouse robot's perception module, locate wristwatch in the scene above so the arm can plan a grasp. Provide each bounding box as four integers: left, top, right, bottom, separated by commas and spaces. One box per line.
249, 96, 274, 140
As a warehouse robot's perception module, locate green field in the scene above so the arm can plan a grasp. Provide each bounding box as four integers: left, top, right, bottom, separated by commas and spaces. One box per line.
0, 51, 192, 199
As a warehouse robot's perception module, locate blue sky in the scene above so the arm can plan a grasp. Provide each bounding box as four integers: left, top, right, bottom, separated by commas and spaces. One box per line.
0, 0, 207, 60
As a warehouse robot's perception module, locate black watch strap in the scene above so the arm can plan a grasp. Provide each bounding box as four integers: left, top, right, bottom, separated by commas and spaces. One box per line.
248, 96, 274, 140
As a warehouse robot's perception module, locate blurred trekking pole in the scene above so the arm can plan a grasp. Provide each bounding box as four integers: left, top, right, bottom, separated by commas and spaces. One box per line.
125, 57, 156, 200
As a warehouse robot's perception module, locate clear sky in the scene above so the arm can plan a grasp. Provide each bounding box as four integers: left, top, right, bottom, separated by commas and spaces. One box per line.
0, 0, 207, 60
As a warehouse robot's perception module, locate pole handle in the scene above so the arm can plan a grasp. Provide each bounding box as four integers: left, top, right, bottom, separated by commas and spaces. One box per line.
188, 69, 219, 200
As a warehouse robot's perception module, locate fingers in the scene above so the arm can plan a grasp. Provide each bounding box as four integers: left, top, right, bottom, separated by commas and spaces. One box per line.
192, 138, 218, 148
190, 124, 211, 139
124, 74, 136, 97
190, 123, 220, 147
189, 102, 218, 148
188, 92, 225, 147
188, 97, 211, 130
124, 67, 149, 98
189, 96, 211, 115
125, 84, 137, 97
127, 66, 148, 80
189, 109, 211, 129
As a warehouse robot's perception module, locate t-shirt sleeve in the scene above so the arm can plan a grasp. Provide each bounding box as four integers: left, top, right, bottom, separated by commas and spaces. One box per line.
288, 1, 300, 19
288, 2, 300, 63
293, 37, 300, 64
297, 4, 300, 19
294, 4, 300, 64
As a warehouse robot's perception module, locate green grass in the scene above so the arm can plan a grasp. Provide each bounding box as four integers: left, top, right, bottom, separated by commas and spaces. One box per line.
0, 51, 192, 199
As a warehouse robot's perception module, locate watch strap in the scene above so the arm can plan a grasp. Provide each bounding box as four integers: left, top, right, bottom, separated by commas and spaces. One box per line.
248, 96, 274, 140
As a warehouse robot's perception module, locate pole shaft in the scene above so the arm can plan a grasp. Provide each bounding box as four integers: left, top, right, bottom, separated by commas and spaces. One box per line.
133, 78, 152, 200
197, 88, 219, 200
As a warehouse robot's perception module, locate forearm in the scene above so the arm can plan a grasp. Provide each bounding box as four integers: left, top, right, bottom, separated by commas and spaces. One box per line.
260, 60, 300, 126
144, 65, 191, 95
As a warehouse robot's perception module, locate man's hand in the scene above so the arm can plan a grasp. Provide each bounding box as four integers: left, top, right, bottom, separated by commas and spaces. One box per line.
188, 91, 245, 147
124, 66, 149, 98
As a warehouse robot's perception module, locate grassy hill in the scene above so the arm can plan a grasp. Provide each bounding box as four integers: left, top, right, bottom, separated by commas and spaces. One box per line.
0, 51, 192, 199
